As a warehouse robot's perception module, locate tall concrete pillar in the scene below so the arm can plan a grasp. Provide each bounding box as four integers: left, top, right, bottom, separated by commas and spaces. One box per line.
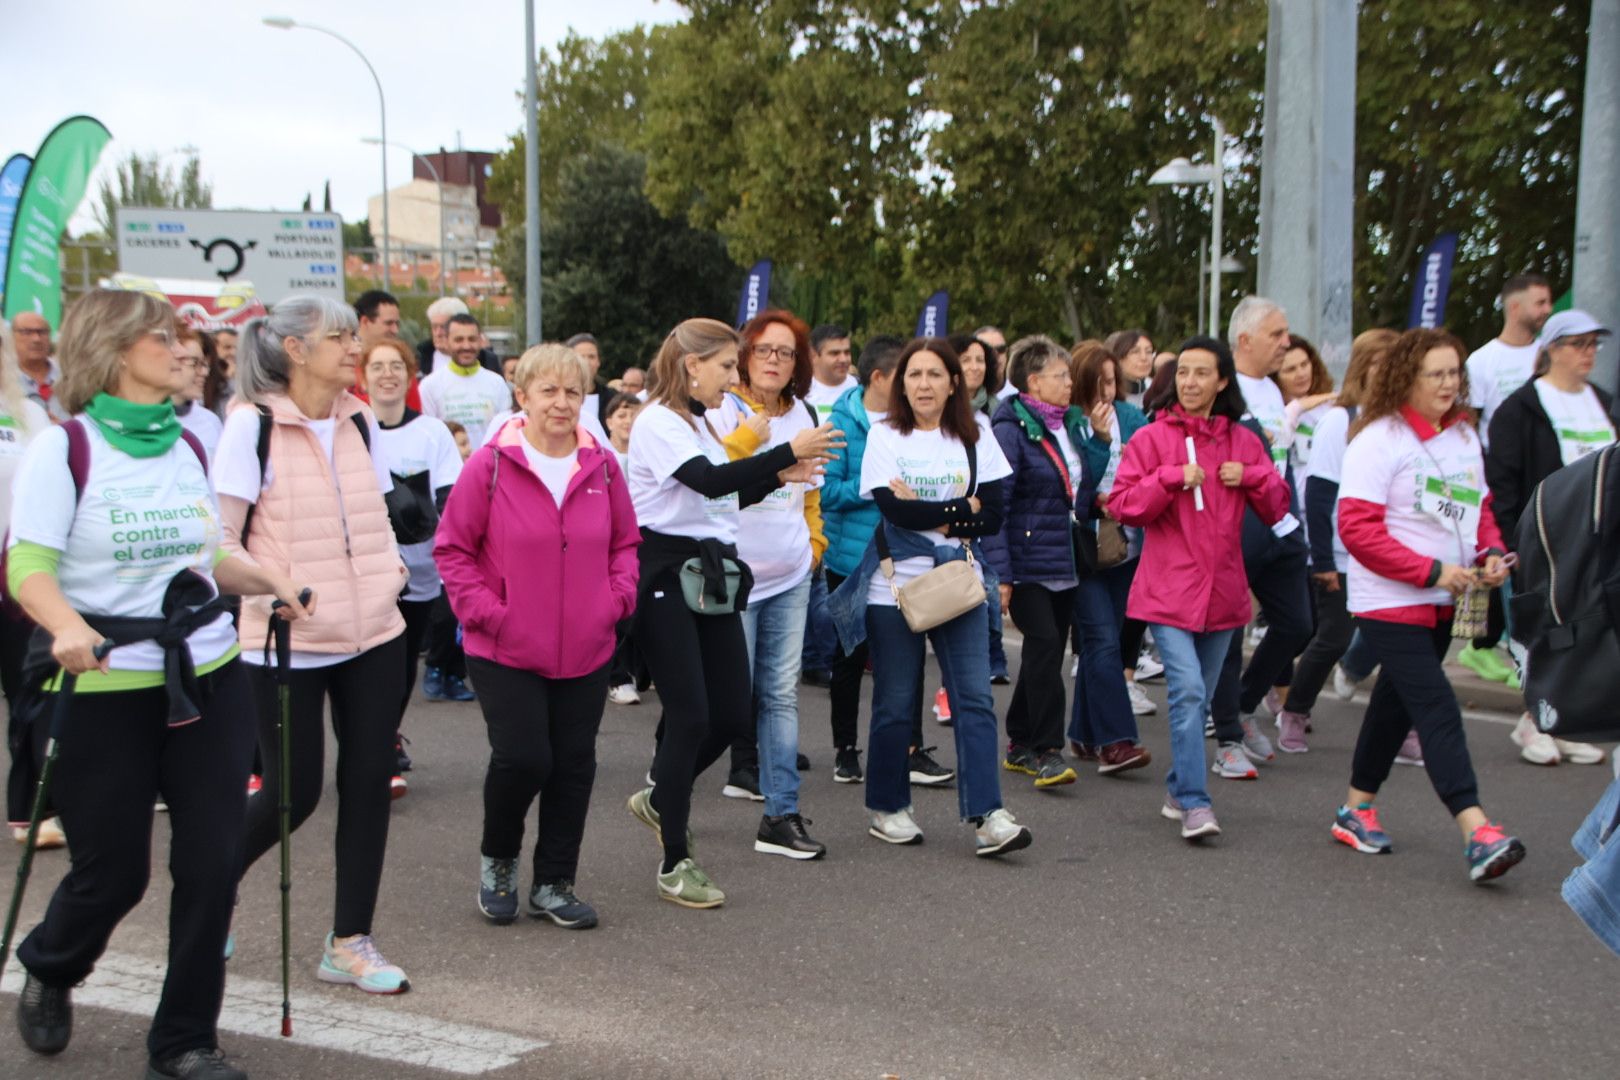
1575, 0, 1620, 392
1256, 0, 1357, 376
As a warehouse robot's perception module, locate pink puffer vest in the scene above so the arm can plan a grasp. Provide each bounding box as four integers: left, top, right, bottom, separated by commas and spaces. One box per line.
236, 393, 406, 654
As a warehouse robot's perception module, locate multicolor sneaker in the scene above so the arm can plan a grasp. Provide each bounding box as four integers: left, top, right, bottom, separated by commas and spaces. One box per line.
932, 687, 952, 724
1275, 710, 1310, 754
1331, 804, 1393, 854
1211, 742, 1257, 780
657, 858, 725, 908
390, 774, 408, 799
626, 787, 694, 854
478, 855, 519, 924
318, 932, 410, 994
1239, 714, 1275, 762
527, 880, 599, 928
1466, 823, 1526, 883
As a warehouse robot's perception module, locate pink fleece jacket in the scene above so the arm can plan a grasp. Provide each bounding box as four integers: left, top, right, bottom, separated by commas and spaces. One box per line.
1108, 406, 1291, 632
434, 419, 640, 679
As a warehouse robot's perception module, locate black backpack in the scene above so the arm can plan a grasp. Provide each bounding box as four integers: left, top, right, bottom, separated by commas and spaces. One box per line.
1509, 443, 1620, 739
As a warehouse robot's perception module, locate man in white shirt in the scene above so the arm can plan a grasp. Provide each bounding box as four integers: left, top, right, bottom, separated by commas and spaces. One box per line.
1467, 273, 1553, 439
418, 314, 512, 447
803, 325, 858, 422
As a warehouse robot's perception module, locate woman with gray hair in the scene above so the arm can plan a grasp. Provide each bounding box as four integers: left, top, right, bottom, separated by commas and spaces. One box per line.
215, 295, 414, 994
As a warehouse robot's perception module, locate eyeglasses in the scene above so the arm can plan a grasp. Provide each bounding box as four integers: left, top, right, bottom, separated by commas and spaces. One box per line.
751, 344, 798, 363
1556, 335, 1603, 353
180, 356, 210, 371
13, 326, 49, 338
322, 330, 360, 347
1418, 367, 1462, 384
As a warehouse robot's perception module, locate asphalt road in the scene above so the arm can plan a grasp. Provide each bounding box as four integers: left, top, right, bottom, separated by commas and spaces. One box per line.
1, 656, 1615, 1080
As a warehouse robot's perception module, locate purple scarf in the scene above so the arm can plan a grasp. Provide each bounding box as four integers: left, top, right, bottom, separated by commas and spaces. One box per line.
1019, 392, 1068, 432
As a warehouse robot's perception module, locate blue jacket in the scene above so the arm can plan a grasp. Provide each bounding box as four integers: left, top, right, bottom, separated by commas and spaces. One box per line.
822, 384, 881, 578
828, 524, 975, 652
982, 396, 1097, 584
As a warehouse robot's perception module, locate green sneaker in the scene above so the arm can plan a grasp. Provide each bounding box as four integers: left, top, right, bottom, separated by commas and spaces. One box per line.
656, 858, 725, 909
1457, 644, 1513, 684
626, 787, 695, 854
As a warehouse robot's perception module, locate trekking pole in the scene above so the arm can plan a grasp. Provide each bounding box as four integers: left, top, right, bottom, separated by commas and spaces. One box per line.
271, 590, 309, 1038
1, 639, 113, 974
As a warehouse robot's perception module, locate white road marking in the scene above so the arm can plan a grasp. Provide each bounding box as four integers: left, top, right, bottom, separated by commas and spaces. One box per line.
3, 952, 547, 1075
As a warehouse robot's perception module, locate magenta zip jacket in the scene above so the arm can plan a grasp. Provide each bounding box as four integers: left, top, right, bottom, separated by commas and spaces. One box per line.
434, 419, 640, 679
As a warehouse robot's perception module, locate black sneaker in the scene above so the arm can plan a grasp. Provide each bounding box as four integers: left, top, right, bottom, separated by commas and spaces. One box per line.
908, 746, 956, 786
833, 746, 864, 783
722, 766, 764, 801
478, 855, 520, 925
17, 973, 71, 1055
754, 813, 827, 860
797, 752, 811, 771
1032, 749, 1078, 788
990, 671, 1012, 686
527, 880, 599, 928
1003, 744, 1039, 776
395, 734, 413, 773
146, 1046, 247, 1080
801, 668, 833, 689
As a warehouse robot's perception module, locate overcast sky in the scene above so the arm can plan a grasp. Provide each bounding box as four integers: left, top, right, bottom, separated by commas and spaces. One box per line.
5, 0, 683, 235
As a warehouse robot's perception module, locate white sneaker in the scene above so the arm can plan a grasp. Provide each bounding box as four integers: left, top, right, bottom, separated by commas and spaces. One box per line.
1126, 680, 1157, 716
1511, 713, 1561, 766
868, 807, 924, 845
1554, 738, 1606, 765
1070, 655, 1079, 678
1332, 664, 1360, 702
607, 683, 641, 706
974, 808, 1032, 857
1247, 623, 1268, 649
1134, 652, 1165, 681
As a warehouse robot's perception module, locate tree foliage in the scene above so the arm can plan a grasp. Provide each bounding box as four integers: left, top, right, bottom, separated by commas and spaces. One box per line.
92, 151, 212, 237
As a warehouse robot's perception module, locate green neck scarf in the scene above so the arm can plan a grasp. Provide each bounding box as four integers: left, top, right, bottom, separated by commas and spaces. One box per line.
971, 386, 990, 414
83, 392, 182, 457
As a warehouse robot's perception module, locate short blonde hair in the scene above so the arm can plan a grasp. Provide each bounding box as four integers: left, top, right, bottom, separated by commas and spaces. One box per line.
57, 289, 177, 415
512, 343, 591, 398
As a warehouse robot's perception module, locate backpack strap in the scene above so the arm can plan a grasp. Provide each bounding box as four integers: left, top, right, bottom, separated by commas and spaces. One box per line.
351, 411, 371, 450
178, 429, 208, 473
64, 418, 91, 504
239, 405, 274, 546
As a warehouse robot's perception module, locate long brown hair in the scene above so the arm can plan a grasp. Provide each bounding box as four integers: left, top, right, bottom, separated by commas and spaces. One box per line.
886, 337, 978, 447
1349, 327, 1471, 439
1338, 328, 1400, 410
1069, 340, 1116, 408
1272, 336, 1334, 399
646, 317, 739, 429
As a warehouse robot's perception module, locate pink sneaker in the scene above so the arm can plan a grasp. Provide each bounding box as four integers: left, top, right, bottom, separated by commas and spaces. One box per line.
1275, 710, 1309, 753
1394, 730, 1424, 767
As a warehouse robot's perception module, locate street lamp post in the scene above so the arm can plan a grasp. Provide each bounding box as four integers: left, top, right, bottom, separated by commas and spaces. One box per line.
262, 16, 390, 287
362, 138, 447, 295
1150, 117, 1228, 336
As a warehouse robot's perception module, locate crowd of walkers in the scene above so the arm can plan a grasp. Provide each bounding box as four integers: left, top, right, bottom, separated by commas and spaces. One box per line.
0, 275, 1613, 1078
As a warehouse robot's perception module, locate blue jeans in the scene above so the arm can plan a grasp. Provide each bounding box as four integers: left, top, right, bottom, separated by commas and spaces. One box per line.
740, 575, 811, 817
801, 568, 835, 675
1069, 561, 1140, 749
987, 587, 1009, 678
1566, 774, 1620, 957
866, 602, 1002, 820
1152, 625, 1234, 811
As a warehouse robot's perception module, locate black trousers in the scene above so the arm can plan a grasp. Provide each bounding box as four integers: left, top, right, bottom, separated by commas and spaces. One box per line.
1212, 544, 1314, 740
425, 590, 466, 679
1351, 617, 1481, 817
3, 602, 41, 824
240, 635, 405, 937
825, 571, 924, 751
1006, 584, 1075, 752
399, 596, 436, 724
608, 617, 647, 689
470, 655, 608, 883
1120, 617, 1147, 666
1285, 574, 1357, 715
637, 568, 753, 868
18, 661, 256, 1060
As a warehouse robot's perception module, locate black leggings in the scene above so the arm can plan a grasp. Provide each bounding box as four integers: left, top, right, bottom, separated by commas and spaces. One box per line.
240, 635, 406, 937
399, 596, 435, 724
470, 655, 608, 884
1120, 618, 1147, 667
1285, 574, 1356, 715
18, 661, 256, 1060
425, 590, 465, 678
637, 568, 753, 869
1006, 584, 1075, 752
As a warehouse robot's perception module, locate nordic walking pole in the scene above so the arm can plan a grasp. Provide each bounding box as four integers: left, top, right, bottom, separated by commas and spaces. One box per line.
271, 590, 310, 1038
2, 639, 113, 974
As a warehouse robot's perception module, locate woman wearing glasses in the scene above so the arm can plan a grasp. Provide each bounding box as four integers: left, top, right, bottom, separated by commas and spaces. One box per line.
1484, 309, 1615, 768
216, 296, 413, 992
174, 326, 223, 457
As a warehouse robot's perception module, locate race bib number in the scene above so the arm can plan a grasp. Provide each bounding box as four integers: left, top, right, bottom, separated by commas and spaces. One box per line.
1419, 474, 1481, 538
1270, 444, 1288, 477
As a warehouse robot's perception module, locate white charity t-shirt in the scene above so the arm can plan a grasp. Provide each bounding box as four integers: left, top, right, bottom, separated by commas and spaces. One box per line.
1467, 338, 1538, 441
628, 403, 740, 543
519, 439, 579, 506
710, 393, 819, 602
1288, 400, 1333, 527
177, 403, 223, 459
418, 365, 512, 447
1236, 371, 1300, 536
0, 398, 52, 538
214, 407, 394, 668
860, 420, 1012, 606
1532, 379, 1616, 466
804, 375, 858, 423
7, 422, 237, 672
1100, 411, 1123, 493
1339, 415, 1486, 615
375, 412, 463, 602
1305, 405, 1353, 573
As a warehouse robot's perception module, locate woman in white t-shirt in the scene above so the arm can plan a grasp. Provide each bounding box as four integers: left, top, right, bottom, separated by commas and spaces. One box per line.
1333, 328, 1525, 884
360, 336, 463, 797
849, 337, 1032, 857
174, 325, 223, 458
708, 309, 836, 860
623, 318, 839, 909
6, 290, 309, 1073
1273, 336, 1336, 514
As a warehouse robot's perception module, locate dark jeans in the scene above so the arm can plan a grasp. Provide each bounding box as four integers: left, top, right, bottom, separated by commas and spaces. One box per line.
608, 617, 646, 688
469, 655, 608, 883
426, 589, 466, 679
18, 661, 256, 1059
1285, 574, 1356, 715
801, 567, 835, 675
1006, 584, 1075, 752
637, 567, 753, 868
1213, 544, 1313, 740
826, 571, 924, 751
399, 595, 436, 723
240, 635, 406, 937
1350, 617, 1481, 817
1069, 561, 1140, 748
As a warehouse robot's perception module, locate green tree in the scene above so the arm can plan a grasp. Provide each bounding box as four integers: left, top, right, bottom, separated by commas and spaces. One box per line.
343, 217, 375, 251
91, 150, 212, 237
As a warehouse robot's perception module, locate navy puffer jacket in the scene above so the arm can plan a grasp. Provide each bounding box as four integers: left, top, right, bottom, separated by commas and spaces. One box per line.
982, 396, 1097, 584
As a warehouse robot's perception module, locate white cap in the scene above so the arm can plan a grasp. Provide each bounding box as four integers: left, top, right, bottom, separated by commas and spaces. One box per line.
1538, 308, 1612, 346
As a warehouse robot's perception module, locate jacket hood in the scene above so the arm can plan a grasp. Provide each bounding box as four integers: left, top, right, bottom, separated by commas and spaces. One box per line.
1159, 404, 1233, 440
490, 413, 606, 456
